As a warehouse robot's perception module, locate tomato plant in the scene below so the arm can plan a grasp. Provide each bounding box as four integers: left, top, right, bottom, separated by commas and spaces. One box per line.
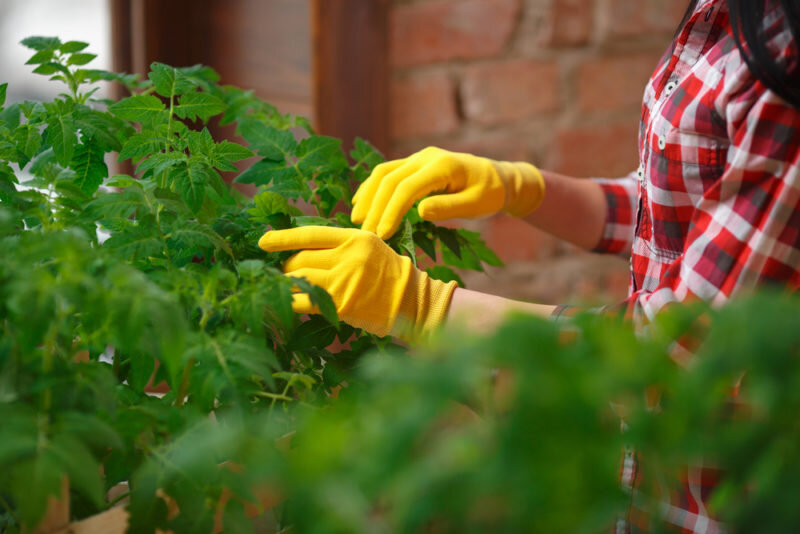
0, 36, 501, 533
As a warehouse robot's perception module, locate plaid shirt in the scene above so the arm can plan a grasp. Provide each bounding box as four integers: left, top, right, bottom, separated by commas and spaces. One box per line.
556, 1, 799, 532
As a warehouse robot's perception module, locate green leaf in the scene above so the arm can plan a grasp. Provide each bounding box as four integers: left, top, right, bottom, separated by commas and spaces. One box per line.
253, 191, 291, 216
13, 124, 43, 167
149, 62, 197, 98
20, 36, 61, 51
136, 151, 185, 176
0, 163, 18, 203
74, 109, 128, 153
0, 103, 20, 131
288, 316, 338, 352
393, 218, 417, 265
44, 113, 76, 167
129, 352, 156, 392
413, 230, 437, 261
49, 432, 104, 508
237, 118, 296, 160
174, 92, 225, 122
234, 158, 287, 185
290, 277, 339, 328
86, 187, 147, 221
186, 128, 215, 158
0, 410, 37, 466
25, 49, 54, 65
20, 100, 46, 119
119, 132, 163, 162
10, 454, 64, 529
71, 141, 108, 195
222, 499, 253, 534
426, 266, 464, 287
350, 137, 385, 172
67, 53, 97, 66
177, 64, 221, 85
32, 62, 69, 76
103, 222, 164, 260
436, 227, 462, 259
169, 221, 233, 258
458, 228, 503, 267
172, 162, 208, 213
109, 94, 167, 123
59, 40, 89, 53
211, 140, 254, 171
308, 286, 339, 327
296, 136, 347, 174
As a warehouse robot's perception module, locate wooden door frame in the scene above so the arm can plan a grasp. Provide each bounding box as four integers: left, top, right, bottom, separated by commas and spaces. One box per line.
110, 0, 390, 154
311, 0, 389, 153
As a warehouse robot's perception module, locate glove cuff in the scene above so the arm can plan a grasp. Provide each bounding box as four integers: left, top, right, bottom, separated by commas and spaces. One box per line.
394, 270, 458, 342
492, 161, 546, 217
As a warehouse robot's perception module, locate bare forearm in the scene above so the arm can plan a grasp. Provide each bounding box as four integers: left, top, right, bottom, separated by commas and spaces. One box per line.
446, 287, 556, 333
522, 170, 607, 250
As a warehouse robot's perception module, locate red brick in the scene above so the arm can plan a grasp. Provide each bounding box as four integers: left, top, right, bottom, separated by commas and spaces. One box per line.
390, 0, 522, 68
460, 59, 560, 126
438, 136, 530, 163
577, 52, 660, 114
390, 71, 459, 140
545, 0, 595, 47
645, 0, 692, 33
546, 121, 639, 177
599, 0, 687, 40
597, 0, 645, 39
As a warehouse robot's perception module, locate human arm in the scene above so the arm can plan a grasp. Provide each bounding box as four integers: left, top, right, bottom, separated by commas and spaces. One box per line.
520, 169, 608, 251
447, 288, 556, 333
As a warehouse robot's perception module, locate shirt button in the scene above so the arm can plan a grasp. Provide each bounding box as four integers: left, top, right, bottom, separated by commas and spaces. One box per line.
637, 164, 644, 182
657, 135, 666, 151
665, 81, 677, 96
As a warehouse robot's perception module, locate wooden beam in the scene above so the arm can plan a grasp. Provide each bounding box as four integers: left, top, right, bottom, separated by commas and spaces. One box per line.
312, 0, 390, 154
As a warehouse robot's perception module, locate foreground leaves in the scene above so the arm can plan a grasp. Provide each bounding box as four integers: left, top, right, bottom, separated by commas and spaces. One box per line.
0, 37, 504, 533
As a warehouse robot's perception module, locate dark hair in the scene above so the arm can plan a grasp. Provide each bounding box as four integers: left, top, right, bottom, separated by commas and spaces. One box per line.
678, 0, 800, 107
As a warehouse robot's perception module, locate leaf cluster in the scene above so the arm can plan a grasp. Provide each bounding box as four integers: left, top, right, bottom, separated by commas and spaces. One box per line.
278, 293, 800, 534
0, 37, 501, 532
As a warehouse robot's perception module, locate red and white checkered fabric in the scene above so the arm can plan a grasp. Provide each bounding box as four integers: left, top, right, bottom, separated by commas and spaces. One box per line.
555, 1, 799, 532
591, 0, 800, 328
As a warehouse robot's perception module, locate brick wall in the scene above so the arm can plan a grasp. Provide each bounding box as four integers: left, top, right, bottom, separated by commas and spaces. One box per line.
388, 0, 687, 306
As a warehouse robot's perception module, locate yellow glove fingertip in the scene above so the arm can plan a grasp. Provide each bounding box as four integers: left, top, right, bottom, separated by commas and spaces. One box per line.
376, 221, 399, 240
258, 232, 275, 251
417, 198, 448, 221
291, 293, 320, 315
350, 202, 367, 225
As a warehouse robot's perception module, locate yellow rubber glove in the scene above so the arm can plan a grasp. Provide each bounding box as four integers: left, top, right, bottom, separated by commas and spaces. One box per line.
258, 226, 458, 341
351, 146, 545, 239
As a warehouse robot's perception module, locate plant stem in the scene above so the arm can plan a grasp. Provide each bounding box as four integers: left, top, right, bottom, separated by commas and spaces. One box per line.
105, 491, 131, 509
255, 391, 293, 403
0, 495, 21, 527
112, 347, 120, 381
268, 377, 295, 417
174, 357, 194, 408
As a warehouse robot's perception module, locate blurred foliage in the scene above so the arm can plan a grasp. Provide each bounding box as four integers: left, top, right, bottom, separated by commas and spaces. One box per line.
278, 292, 800, 533
1, 37, 799, 534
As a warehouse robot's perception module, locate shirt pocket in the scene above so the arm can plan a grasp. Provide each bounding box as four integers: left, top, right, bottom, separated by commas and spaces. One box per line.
645, 128, 727, 257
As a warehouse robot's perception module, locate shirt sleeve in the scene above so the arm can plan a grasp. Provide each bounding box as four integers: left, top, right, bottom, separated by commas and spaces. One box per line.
558, 76, 800, 338
590, 173, 639, 256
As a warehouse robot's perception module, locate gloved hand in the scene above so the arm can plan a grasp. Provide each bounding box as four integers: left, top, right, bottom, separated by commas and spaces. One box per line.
258, 226, 458, 340
351, 146, 545, 239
